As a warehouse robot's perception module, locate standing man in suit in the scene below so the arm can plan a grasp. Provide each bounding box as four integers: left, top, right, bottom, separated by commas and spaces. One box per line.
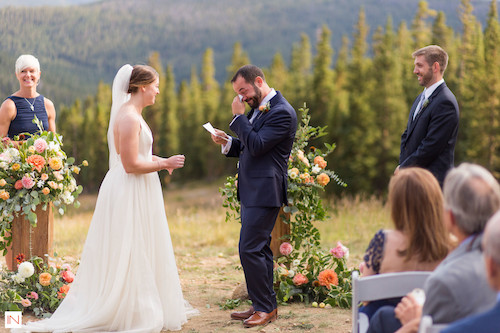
396, 45, 459, 186
442, 210, 500, 333
368, 163, 500, 333
211, 65, 297, 328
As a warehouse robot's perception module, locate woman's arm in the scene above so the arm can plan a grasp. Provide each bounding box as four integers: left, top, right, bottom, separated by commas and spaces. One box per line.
117, 112, 184, 174
44, 98, 57, 132
0, 99, 16, 137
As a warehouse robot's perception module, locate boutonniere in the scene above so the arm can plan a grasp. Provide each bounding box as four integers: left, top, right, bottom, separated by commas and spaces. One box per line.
422, 99, 429, 109
258, 101, 271, 113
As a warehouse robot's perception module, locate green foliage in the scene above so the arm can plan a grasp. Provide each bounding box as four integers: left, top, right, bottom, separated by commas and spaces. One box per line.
0, 255, 76, 318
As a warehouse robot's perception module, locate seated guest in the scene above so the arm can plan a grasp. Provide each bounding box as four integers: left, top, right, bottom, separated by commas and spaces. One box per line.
441, 210, 500, 333
359, 167, 450, 319
368, 163, 500, 333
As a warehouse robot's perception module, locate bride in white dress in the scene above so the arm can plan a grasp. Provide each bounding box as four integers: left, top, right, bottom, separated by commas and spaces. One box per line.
15, 64, 198, 332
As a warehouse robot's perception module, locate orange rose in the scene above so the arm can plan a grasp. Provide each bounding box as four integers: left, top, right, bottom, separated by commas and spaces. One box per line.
42, 187, 50, 195
0, 179, 6, 187
11, 163, 20, 171
313, 156, 327, 169
39, 272, 52, 286
41, 173, 49, 181
14, 180, 23, 190
27, 154, 46, 173
0, 190, 9, 200
316, 173, 330, 186
57, 284, 70, 299
318, 269, 338, 289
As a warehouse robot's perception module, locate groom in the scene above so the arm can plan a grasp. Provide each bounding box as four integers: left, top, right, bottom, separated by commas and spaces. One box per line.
211, 64, 297, 328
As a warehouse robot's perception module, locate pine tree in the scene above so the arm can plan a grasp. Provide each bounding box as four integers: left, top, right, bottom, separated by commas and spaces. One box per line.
146, 52, 166, 154
411, 0, 437, 49
287, 33, 312, 109
310, 25, 335, 127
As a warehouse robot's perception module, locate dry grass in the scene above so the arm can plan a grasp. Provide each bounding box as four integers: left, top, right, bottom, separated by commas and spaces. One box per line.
8, 182, 391, 332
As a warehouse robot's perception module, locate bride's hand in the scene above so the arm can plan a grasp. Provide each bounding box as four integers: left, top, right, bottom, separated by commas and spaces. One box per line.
163, 155, 185, 175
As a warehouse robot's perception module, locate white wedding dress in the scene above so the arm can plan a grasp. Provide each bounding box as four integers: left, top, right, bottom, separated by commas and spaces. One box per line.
14, 65, 198, 332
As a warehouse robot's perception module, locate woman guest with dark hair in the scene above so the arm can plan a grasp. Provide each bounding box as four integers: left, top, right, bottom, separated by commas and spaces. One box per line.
359, 167, 451, 319
0, 54, 56, 138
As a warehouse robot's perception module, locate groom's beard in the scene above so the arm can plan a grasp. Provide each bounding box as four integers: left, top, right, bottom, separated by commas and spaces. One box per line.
246, 84, 262, 109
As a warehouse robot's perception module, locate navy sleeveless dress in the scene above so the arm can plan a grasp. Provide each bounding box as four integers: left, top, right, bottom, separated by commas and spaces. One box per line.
6, 95, 50, 138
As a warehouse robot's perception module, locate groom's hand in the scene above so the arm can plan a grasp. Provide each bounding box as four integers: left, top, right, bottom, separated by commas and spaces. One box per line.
232, 96, 245, 116
211, 129, 229, 145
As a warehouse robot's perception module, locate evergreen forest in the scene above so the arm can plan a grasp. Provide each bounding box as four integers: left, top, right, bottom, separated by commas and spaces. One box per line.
0, 0, 499, 195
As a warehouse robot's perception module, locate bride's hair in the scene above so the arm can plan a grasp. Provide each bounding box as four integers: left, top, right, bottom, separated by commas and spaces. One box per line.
127, 65, 158, 94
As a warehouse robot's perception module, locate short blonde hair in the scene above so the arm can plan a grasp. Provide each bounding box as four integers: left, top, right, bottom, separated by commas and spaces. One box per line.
15, 54, 40, 74
412, 45, 448, 74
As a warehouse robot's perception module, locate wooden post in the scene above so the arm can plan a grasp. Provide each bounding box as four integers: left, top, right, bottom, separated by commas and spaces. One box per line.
270, 207, 291, 258
6, 205, 53, 270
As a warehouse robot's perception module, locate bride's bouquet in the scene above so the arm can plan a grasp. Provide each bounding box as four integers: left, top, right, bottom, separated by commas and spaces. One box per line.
0, 117, 87, 253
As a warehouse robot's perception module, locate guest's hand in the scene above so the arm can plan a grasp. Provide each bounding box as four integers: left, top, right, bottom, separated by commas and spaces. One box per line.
394, 318, 420, 333
211, 129, 229, 145
395, 294, 422, 326
232, 95, 245, 116
163, 154, 185, 175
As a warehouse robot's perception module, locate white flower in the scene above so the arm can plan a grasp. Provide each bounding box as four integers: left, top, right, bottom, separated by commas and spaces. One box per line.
18, 262, 35, 278
0, 153, 11, 163
312, 165, 321, 174
288, 269, 295, 278
37, 180, 45, 188
0, 162, 8, 169
61, 263, 72, 271
61, 191, 74, 204
7, 148, 20, 161
292, 259, 300, 267
11, 273, 25, 284
48, 141, 60, 152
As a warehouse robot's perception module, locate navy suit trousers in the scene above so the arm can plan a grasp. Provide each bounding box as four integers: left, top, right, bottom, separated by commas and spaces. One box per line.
239, 204, 280, 313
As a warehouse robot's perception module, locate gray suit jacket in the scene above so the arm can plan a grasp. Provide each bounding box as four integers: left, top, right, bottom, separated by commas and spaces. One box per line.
422, 234, 496, 323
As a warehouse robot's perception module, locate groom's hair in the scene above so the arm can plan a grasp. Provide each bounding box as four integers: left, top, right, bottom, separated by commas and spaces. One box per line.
128, 65, 158, 94
231, 64, 266, 84
412, 45, 448, 74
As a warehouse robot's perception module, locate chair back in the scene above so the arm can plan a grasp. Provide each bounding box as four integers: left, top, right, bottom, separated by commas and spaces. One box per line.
351, 270, 432, 333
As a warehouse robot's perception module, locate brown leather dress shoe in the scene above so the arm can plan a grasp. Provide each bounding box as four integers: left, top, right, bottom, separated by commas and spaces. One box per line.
230, 306, 255, 320
243, 309, 278, 328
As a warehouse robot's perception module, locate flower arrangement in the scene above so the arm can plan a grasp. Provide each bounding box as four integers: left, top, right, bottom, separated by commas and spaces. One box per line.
221, 104, 354, 308
0, 117, 87, 254
0, 254, 76, 317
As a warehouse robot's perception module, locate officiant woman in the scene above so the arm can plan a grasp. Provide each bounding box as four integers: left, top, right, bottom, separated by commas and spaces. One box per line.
0, 54, 56, 138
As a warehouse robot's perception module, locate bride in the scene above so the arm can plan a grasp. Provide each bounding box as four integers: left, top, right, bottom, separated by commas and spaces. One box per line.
15, 64, 198, 332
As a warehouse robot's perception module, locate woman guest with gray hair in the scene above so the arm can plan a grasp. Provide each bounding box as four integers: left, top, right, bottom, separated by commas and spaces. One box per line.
0, 54, 56, 138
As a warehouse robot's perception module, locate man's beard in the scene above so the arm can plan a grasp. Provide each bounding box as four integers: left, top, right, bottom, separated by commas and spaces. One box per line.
246, 84, 262, 109
419, 68, 433, 87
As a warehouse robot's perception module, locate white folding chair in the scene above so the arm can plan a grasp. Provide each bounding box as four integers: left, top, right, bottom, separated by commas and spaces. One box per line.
418, 315, 448, 333
351, 270, 432, 333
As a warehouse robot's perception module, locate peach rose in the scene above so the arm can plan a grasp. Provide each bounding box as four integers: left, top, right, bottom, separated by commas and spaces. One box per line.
42, 187, 50, 195
12, 163, 20, 171
21, 298, 31, 307
41, 173, 49, 181
0, 190, 9, 200
39, 272, 52, 286
0, 178, 6, 187
34, 138, 48, 153
57, 284, 70, 299
279, 242, 293, 256
316, 173, 330, 186
21, 175, 35, 189
293, 273, 309, 286
48, 157, 63, 170
313, 156, 327, 169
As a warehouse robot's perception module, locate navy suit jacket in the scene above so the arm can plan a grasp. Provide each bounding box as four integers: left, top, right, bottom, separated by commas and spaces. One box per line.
227, 91, 297, 208
441, 300, 500, 333
399, 82, 459, 185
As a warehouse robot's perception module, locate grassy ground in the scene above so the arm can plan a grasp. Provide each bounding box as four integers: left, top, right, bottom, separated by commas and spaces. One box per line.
2, 182, 391, 332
